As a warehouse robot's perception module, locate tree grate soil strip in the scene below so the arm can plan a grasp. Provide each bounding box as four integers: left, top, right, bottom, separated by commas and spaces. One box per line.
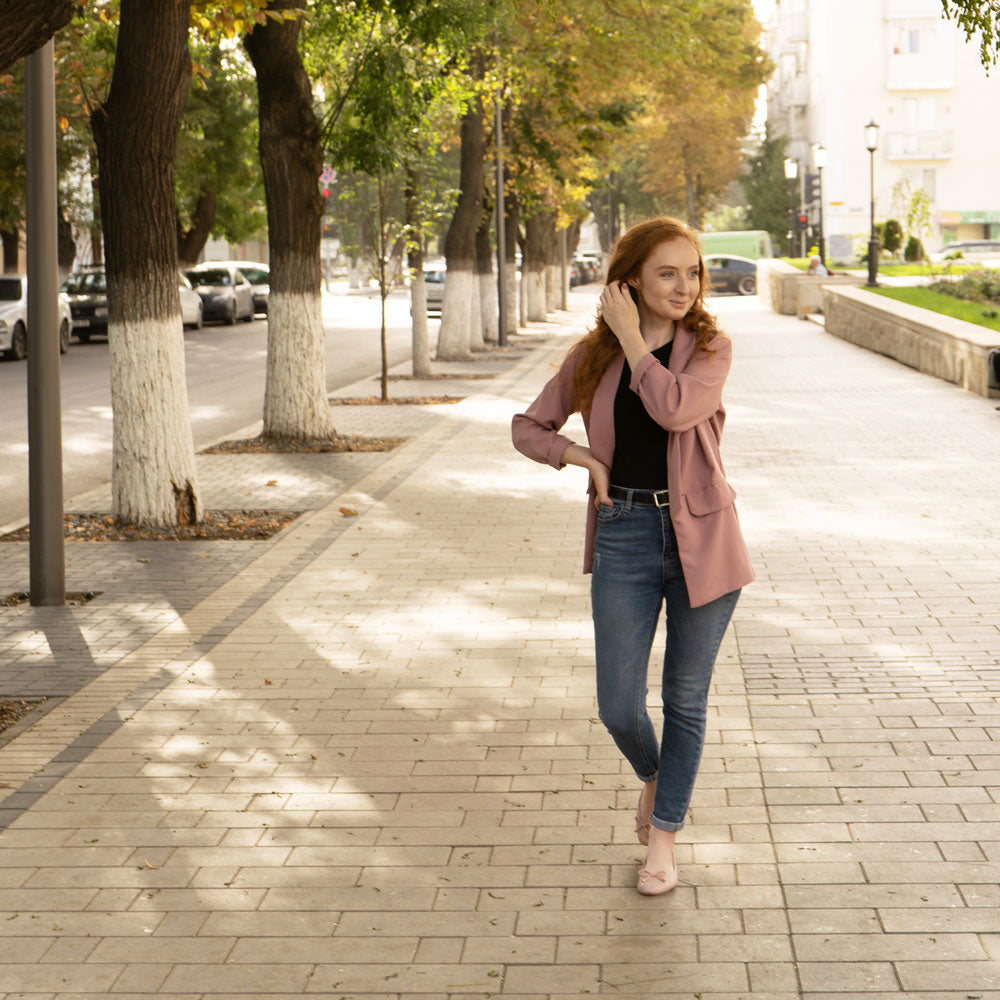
0, 511, 301, 542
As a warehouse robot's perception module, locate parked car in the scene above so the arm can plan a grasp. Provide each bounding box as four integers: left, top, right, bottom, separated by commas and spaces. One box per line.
423, 259, 446, 314
60, 265, 107, 342
177, 270, 203, 329
0, 274, 73, 360
929, 240, 1000, 265
63, 266, 203, 339
185, 264, 254, 324
221, 260, 269, 314
705, 254, 757, 296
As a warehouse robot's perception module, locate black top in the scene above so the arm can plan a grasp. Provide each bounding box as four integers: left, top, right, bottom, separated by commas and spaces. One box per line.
609, 340, 672, 490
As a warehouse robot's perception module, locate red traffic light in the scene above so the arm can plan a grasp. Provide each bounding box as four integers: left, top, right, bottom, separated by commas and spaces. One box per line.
797, 214, 807, 224
322, 187, 330, 197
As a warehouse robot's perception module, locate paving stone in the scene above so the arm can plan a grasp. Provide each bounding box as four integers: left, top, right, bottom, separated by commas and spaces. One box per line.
1, 298, 998, 996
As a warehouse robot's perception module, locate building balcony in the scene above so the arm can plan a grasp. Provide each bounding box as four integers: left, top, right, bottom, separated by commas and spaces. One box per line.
887, 53, 955, 89
885, 130, 953, 159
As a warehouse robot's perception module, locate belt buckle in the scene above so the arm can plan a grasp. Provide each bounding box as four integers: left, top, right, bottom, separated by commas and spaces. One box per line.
653, 489, 669, 508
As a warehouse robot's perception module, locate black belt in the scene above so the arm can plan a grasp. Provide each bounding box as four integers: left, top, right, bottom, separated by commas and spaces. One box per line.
609, 484, 670, 507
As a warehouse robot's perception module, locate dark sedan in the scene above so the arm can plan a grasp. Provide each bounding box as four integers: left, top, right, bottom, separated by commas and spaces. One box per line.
705, 254, 757, 296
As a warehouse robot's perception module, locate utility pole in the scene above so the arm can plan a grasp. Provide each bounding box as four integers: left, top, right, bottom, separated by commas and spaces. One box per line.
495, 88, 507, 347
25, 39, 65, 606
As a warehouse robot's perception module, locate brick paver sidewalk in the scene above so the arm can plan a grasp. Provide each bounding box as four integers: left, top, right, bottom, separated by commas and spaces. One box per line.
0, 294, 998, 998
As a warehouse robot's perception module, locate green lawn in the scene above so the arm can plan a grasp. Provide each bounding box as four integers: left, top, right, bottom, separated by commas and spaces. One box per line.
869, 286, 1000, 334
780, 258, 978, 277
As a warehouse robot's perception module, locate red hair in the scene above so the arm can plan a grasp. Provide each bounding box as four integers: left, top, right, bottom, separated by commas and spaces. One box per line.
565, 216, 724, 415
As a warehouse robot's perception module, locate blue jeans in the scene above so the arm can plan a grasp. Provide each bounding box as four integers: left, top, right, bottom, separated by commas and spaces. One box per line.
591, 490, 740, 832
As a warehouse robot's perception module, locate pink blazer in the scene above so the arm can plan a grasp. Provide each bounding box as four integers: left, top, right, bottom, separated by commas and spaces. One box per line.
511, 322, 754, 607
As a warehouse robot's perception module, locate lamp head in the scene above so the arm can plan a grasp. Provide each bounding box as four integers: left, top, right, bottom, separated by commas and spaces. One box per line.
865, 120, 879, 152
783, 157, 798, 180
812, 144, 827, 169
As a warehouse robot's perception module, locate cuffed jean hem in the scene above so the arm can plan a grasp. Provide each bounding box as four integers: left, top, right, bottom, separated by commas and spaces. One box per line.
649, 814, 685, 833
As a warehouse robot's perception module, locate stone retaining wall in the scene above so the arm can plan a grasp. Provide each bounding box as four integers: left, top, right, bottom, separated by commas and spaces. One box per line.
823, 284, 1000, 399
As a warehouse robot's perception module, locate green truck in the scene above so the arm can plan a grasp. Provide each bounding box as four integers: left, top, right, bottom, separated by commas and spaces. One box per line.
698, 230, 774, 259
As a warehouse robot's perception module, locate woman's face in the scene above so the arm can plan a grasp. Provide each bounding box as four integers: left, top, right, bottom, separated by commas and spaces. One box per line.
628, 238, 702, 322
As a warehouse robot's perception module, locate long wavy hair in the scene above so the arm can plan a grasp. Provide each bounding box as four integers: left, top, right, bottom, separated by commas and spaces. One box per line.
565, 216, 723, 415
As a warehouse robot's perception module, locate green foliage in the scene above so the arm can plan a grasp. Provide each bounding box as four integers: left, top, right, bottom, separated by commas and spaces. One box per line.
741, 127, 796, 250
176, 42, 265, 246
881, 218, 903, 254
903, 235, 925, 262
940, 0, 999, 68
928, 267, 1000, 304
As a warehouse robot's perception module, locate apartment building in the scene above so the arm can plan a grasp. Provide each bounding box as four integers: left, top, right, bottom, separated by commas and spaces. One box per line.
766, 0, 1000, 258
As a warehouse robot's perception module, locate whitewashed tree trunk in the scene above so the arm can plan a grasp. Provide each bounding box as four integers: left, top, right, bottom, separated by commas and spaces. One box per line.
504, 263, 518, 338
92, 0, 201, 528
468, 274, 485, 351
480, 272, 498, 343
263, 287, 332, 438
545, 263, 559, 312
109, 311, 201, 525
246, 5, 333, 442
519, 257, 527, 327
526, 265, 546, 321
436, 268, 474, 359
409, 269, 431, 377
436, 95, 483, 361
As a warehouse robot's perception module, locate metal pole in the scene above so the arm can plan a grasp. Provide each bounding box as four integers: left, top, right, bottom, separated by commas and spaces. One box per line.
799, 169, 807, 258
26, 39, 65, 606
817, 166, 825, 269
559, 227, 568, 311
495, 89, 507, 347
867, 148, 878, 286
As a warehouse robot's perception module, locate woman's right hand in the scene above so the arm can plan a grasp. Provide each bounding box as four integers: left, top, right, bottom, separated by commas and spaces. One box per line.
589, 457, 611, 511
559, 443, 611, 509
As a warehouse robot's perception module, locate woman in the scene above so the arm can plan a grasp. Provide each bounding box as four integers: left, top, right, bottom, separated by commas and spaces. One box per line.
511, 217, 754, 895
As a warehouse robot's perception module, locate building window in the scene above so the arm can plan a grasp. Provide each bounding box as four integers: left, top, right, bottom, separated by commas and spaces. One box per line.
922, 169, 936, 200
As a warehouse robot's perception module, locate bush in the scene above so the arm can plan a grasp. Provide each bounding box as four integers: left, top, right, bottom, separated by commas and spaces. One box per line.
928, 268, 1000, 305
903, 235, 925, 262
882, 218, 903, 254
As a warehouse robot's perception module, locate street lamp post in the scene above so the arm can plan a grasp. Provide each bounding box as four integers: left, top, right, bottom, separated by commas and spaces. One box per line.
783, 156, 798, 258
812, 143, 827, 269
865, 120, 880, 287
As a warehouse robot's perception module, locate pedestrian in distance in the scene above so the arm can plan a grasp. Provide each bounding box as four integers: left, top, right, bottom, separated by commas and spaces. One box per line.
807, 254, 830, 275
511, 216, 754, 895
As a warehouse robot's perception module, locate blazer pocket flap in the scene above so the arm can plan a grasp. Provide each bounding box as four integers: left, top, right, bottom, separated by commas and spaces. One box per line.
683, 480, 736, 516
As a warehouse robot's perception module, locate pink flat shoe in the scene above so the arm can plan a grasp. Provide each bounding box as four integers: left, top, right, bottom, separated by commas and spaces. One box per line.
637, 859, 678, 896
635, 795, 651, 847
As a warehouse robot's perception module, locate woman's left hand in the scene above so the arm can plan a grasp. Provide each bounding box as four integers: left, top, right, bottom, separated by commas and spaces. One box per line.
599, 281, 640, 344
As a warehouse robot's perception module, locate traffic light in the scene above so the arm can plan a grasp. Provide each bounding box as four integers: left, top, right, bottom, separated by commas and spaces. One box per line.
796, 213, 808, 231
805, 172, 821, 206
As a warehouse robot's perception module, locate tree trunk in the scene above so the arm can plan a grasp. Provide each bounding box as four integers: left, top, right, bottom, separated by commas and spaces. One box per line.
88, 149, 102, 263
524, 211, 548, 322
405, 163, 431, 377
503, 190, 519, 338
91, 0, 201, 528
245, 1, 333, 440
476, 187, 497, 345
1, 227, 18, 272
57, 202, 75, 279
0, 0, 74, 72
436, 95, 484, 360
177, 184, 217, 266
545, 215, 559, 313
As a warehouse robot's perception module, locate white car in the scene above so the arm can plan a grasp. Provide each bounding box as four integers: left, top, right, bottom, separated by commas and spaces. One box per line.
0, 274, 73, 360
221, 260, 269, 314
178, 271, 203, 329
423, 259, 445, 314
929, 240, 1000, 266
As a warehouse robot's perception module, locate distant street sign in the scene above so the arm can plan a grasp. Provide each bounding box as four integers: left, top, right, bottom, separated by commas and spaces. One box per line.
320, 165, 336, 183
